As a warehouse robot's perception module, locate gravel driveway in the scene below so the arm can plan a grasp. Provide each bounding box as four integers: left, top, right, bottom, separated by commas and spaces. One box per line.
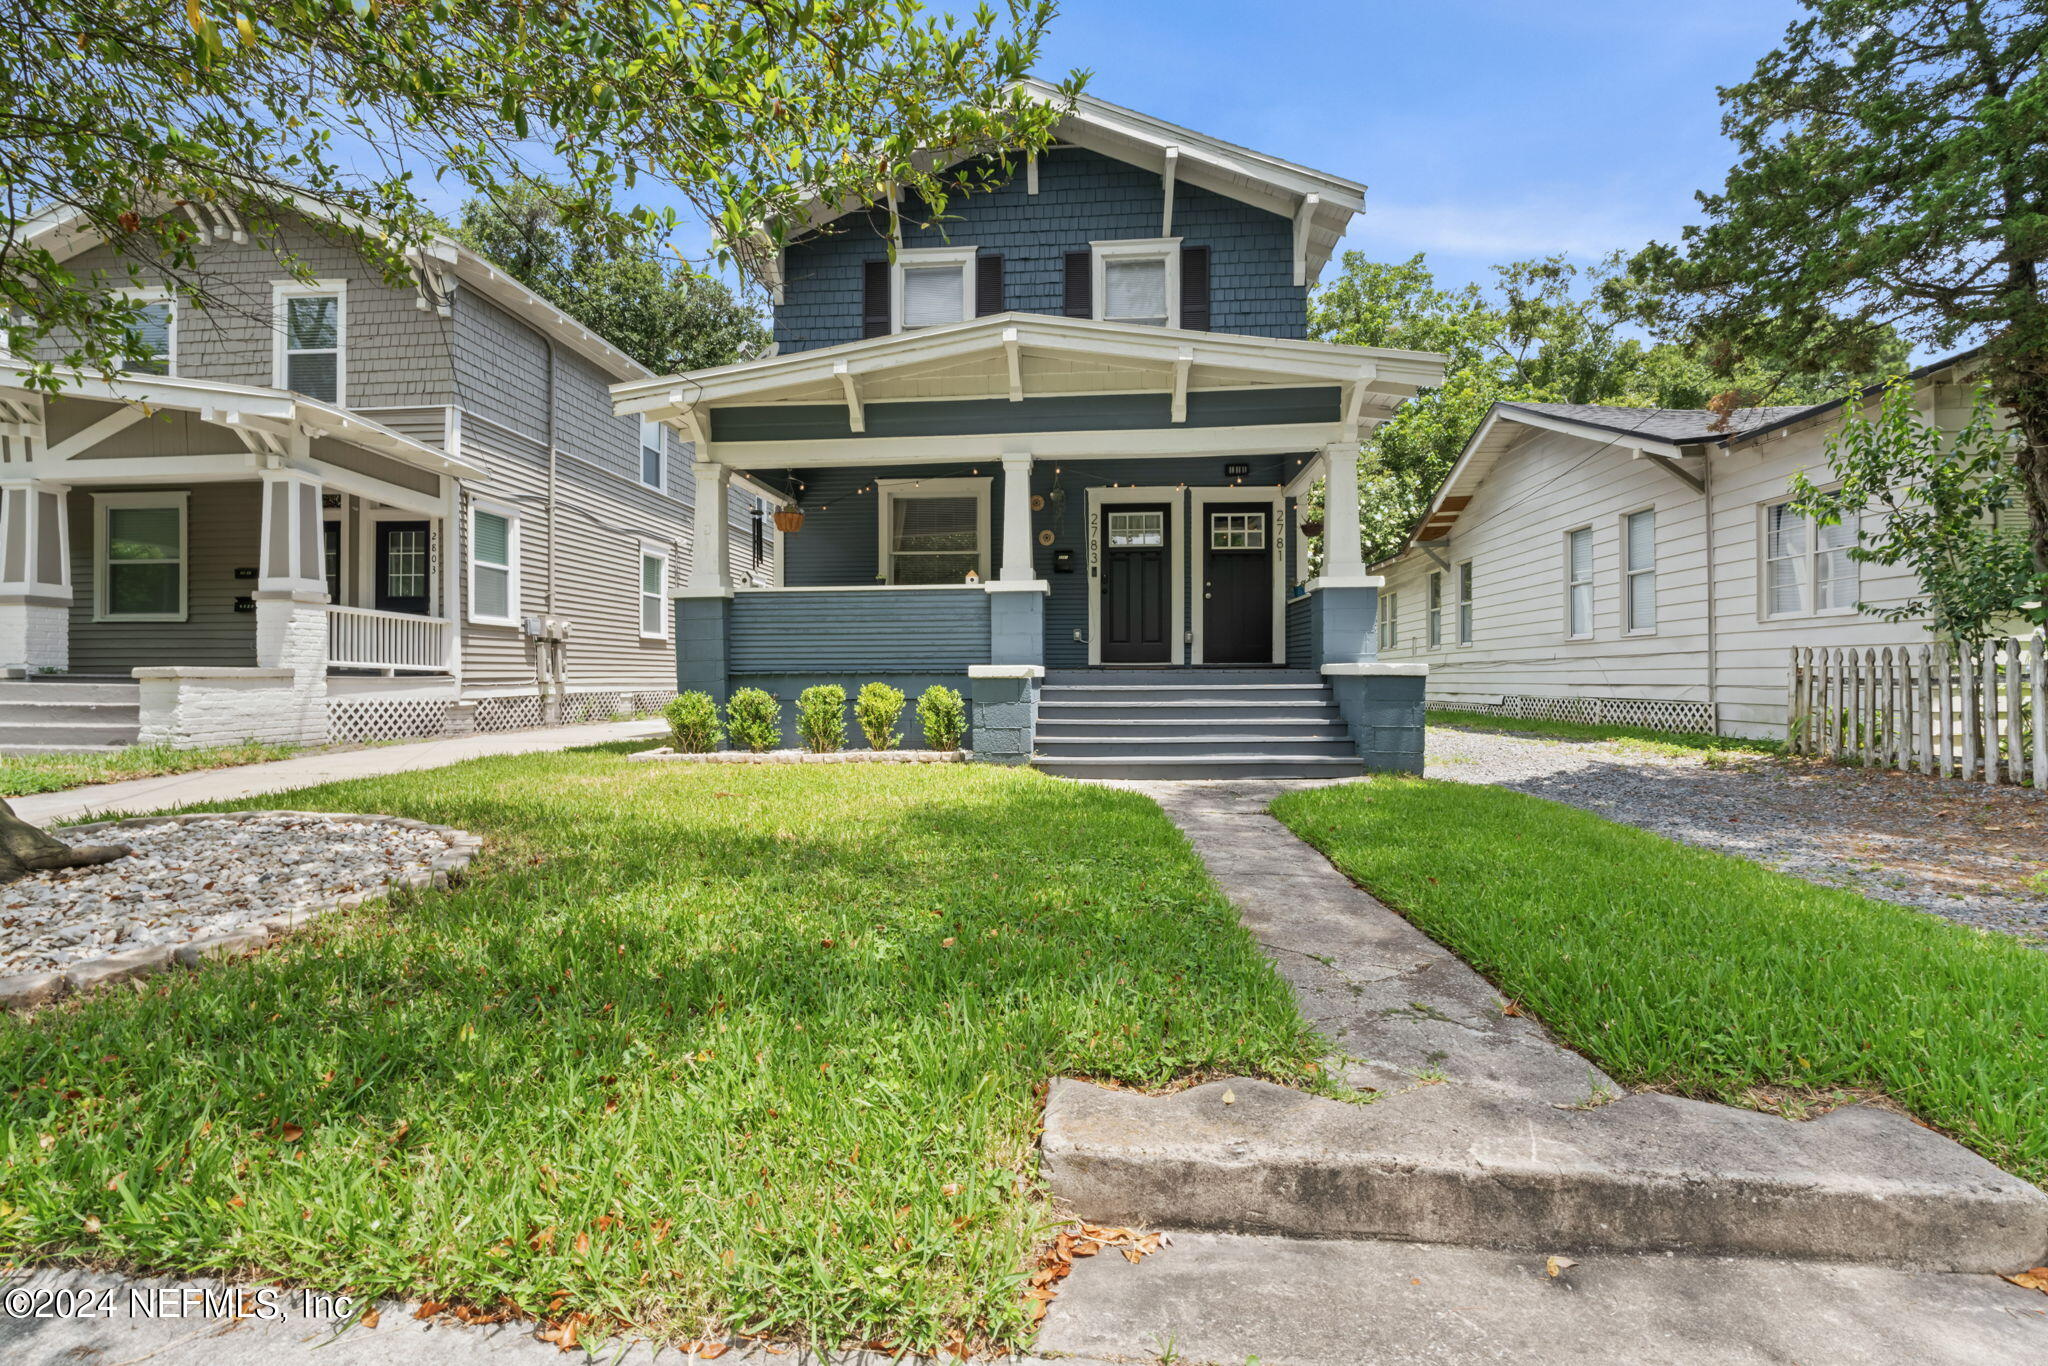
1426, 725, 2048, 946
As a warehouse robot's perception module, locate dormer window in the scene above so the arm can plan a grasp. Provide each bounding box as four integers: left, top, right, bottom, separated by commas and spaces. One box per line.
892, 246, 978, 331
1091, 239, 1181, 329
120, 290, 175, 375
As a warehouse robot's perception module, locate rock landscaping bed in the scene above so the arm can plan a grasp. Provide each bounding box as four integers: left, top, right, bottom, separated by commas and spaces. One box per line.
0, 812, 480, 1009
630, 745, 966, 764
1427, 724, 2048, 945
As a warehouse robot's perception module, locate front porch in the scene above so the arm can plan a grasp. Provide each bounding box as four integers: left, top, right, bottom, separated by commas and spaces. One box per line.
0, 368, 472, 750
617, 313, 1444, 772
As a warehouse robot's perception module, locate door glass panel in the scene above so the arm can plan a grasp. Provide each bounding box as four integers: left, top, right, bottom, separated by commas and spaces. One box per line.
1107, 510, 1164, 548
384, 527, 427, 599
1209, 511, 1265, 550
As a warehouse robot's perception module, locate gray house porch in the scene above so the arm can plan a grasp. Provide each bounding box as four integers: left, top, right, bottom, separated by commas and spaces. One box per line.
617, 314, 1442, 777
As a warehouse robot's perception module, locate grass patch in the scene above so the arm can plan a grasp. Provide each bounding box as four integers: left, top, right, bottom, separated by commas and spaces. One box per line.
1271, 778, 2048, 1185
0, 755, 1316, 1352
0, 741, 298, 797
1427, 708, 1781, 758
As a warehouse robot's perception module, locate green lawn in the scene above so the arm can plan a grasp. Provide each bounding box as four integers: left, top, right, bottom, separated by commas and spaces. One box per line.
1271, 779, 2048, 1186
0, 741, 299, 797
0, 749, 1317, 1353
1427, 708, 1782, 758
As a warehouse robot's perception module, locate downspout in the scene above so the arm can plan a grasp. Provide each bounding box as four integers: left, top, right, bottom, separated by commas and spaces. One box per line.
1703, 443, 1719, 735
541, 333, 563, 725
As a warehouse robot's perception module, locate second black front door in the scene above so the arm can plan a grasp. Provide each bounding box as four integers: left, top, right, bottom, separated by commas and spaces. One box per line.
1202, 505, 1273, 664
375, 520, 431, 615
1101, 505, 1171, 664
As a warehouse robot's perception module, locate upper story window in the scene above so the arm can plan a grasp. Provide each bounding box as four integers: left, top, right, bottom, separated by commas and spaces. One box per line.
120, 291, 175, 375
274, 280, 346, 404
1763, 499, 1859, 618
1091, 239, 1180, 328
894, 246, 978, 331
639, 418, 665, 490
875, 476, 990, 584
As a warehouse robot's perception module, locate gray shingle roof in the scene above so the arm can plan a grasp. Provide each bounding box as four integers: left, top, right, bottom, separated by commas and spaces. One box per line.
1498, 402, 1818, 444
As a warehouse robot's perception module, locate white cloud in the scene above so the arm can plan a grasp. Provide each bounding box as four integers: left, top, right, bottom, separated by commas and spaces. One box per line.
1348, 193, 1697, 264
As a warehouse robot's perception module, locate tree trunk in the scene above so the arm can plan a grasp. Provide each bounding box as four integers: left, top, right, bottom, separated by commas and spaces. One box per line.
0, 799, 129, 886
2007, 377, 2048, 577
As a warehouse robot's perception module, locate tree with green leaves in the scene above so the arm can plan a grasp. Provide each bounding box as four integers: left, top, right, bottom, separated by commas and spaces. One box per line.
450, 182, 767, 374
1632, 0, 2048, 568
1792, 380, 2033, 642
1311, 250, 1896, 564
2, 0, 1077, 389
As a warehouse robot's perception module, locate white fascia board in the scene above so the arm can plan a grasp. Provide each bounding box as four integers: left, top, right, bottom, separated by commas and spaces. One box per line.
1492, 405, 1689, 459
703, 420, 1348, 469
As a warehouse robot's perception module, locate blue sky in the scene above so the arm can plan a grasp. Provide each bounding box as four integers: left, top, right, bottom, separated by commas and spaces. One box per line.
1029, 0, 1808, 296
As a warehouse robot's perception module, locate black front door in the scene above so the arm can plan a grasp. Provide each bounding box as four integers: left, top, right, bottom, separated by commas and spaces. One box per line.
1101, 504, 1171, 664
374, 520, 431, 615
1202, 505, 1273, 664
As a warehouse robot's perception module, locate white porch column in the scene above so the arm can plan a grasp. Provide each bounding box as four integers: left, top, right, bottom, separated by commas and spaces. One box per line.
1320, 441, 1367, 581
0, 479, 72, 674
689, 460, 733, 594
999, 452, 1035, 581
251, 465, 330, 741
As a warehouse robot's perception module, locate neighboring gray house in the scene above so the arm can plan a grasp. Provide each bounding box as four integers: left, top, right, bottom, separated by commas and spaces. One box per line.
0, 203, 773, 750
614, 82, 1447, 777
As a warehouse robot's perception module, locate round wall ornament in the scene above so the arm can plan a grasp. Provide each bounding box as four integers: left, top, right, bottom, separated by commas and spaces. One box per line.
1037, 528, 1056, 546
1030, 494, 1046, 512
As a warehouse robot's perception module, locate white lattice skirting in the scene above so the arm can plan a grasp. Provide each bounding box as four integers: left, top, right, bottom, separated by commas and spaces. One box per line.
1463, 694, 1716, 734
329, 697, 460, 746
331, 688, 678, 746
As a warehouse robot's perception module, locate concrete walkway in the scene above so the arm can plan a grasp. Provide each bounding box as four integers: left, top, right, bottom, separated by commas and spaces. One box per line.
12, 719, 665, 826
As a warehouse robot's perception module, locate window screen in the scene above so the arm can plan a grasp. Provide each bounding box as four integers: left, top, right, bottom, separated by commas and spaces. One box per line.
1104, 257, 1169, 326
901, 265, 964, 329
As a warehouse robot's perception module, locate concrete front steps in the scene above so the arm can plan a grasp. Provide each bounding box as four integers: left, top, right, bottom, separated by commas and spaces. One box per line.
0, 678, 141, 756
1032, 669, 1366, 780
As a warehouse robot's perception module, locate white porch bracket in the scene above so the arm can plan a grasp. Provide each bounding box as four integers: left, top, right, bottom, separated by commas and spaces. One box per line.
1341, 363, 1378, 441
1004, 328, 1024, 403
1161, 146, 1180, 236
1292, 193, 1321, 288
834, 361, 865, 433
999, 452, 1035, 582
1635, 449, 1707, 493
1171, 348, 1193, 424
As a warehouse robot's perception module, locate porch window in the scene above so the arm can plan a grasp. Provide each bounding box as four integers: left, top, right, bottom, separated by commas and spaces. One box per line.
94, 492, 187, 621
468, 501, 520, 626
639, 418, 665, 490
640, 544, 670, 639
1624, 509, 1656, 632
1092, 239, 1180, 328
274, 281, 345, 404
876, 477, 990, 584
1566, 526, 1593, 638
893, 247, 976, 331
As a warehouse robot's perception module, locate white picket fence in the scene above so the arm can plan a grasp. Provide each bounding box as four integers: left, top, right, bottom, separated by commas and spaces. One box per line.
1787, 639, 2045, 785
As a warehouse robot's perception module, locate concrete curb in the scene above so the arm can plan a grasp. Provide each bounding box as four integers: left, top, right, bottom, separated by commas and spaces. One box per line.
0, 812, 483, 1014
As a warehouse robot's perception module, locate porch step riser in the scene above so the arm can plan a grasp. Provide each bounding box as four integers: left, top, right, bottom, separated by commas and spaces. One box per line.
1039, 704, 1344, 724
1038, 720, 1348, 738
1037, 738, 1358, 759
0, 703, 141, 725
1045, 670, 1319, 687
1043, 685, 1331, 705
0, 723, 140, 747
0, 683, 142, 704
1033, 758, 1367, 780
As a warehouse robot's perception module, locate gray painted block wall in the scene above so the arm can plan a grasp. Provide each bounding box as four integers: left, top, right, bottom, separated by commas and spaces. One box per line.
772, 147, 1308, 353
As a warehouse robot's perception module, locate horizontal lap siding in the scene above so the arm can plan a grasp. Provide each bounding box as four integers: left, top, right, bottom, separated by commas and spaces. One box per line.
66, 483, 260, 672
730, 590, 990, 673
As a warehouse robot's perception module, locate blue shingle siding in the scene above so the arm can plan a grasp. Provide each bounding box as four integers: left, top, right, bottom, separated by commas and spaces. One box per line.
773, 147, 1307, 353
728, 589, 991, 673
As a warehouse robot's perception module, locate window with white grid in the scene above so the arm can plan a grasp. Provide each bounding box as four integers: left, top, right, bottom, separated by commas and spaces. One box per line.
1566, 526, 1593, 638
1108, 510, 1164, 548
1209, 512, 1265, 550
1764, 500, 1859, 618
1624, 509, 1656, 632
1456, 560, 1474, 645
1378, 591, 1399, 651
877, 477, 988, 584
640, 545, 669, 638
1426, 571, 1443, 647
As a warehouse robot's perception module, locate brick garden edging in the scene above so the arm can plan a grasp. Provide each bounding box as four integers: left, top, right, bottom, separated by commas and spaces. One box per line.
0, 811, 482, 1014
627, 747, 968, 765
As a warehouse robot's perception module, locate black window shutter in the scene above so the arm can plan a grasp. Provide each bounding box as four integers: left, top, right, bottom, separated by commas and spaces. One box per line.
1062, 250, 1093, 318
860, 259, 891, 338
975, 253, 1005, 316
1179, 245, 1211, 331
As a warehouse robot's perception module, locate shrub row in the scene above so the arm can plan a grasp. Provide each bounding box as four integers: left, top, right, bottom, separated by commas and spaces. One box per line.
663, 683, 968, 755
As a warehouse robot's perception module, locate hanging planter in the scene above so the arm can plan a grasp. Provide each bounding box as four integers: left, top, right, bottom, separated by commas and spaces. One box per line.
1299, 517, 1325, 538
773, 508, 806, 534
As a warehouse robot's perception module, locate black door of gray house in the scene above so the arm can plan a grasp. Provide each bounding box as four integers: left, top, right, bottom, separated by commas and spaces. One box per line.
374, 520, 431, 615
1101, 505, 1171, 664
1202, 506, 1272, 664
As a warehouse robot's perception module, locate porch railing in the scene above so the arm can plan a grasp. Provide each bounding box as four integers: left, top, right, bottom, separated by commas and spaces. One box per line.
326, 605, 454, 673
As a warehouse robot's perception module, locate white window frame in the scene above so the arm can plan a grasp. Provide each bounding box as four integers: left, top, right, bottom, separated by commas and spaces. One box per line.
638, 417, 666, 491
1378, 590, 1399, 652
1564, 526, 1594, 640
93, 491, 188, 622
117, 286, 176, 376
1456, 559, 1474, 646
1091, 238, 1181, 329
466, 498, 521, 627
1622, 507, 1657, 634
1426, 570, 1443, 648
638, 541, 671, 640
1760, 496, 1859, 621
874, 476, 991, 585
891, 246, 977, 333
271, 278, 347, 405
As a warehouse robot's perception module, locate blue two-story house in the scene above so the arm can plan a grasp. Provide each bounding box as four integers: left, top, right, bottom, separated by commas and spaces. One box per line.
613, 82, 1445, 777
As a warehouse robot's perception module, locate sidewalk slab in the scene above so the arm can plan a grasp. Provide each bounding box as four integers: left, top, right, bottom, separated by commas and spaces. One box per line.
1036, 1230, 2048, 1366
10, 720, 665, 827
